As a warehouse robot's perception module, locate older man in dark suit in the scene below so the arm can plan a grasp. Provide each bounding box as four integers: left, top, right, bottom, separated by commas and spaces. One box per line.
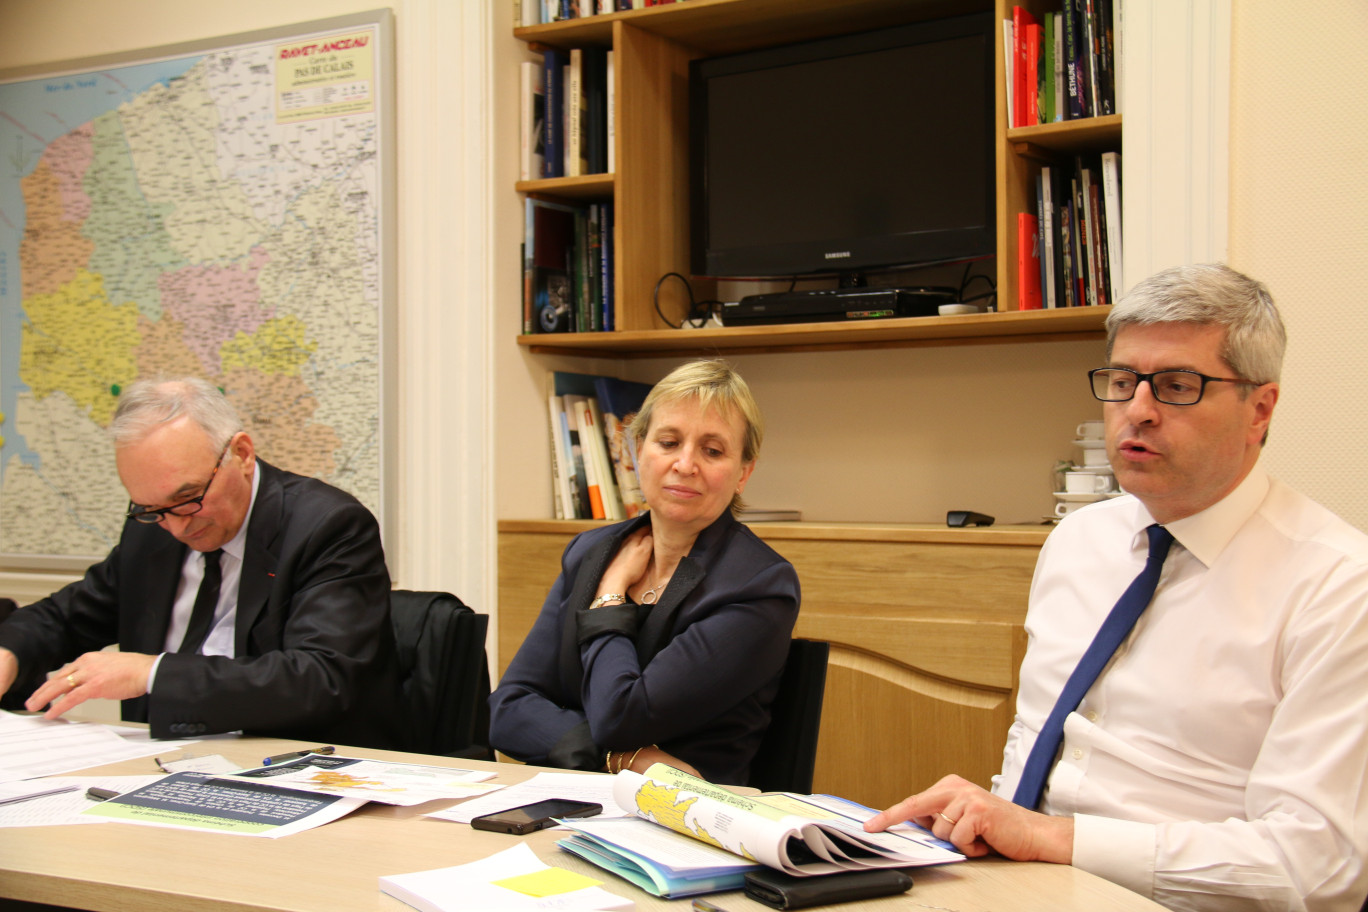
0, 378, 400, 747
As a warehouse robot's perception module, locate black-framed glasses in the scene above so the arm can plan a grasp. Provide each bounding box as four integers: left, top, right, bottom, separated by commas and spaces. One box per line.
1089, 368, 1259, 406
126, 442, 231, 524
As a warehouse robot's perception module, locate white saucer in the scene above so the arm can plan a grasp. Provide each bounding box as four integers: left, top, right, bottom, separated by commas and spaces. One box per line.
1054, 491, 1111, 502
1073, 438, 1106, 449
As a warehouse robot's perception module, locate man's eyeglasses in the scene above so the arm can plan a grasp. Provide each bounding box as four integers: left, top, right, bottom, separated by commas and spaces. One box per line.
1089, 368, 1260, 406
126, 442, 231, 524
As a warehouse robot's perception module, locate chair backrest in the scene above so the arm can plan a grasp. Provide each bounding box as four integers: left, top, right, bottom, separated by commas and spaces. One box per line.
747, 638, 830, 794
389, 589, 491, 757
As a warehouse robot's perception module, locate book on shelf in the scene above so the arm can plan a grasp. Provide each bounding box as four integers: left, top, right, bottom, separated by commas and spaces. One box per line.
1038, 168, 1058, 308
548, 393, 578, 519
549, 372, 648, 520
1039, 14, 1053, 125
583, 46, 608, 175
1032, 154, 1121, 309
605, 50, 616, 174
555, 763, 963, 899
1011, 6, 1037, 127
1085, 174, 1108, 306
540, 47, 567, 178
1001, 19, 1015, 125
564, 394, 606, 519
1100, 151, 1123, 304
523, 196, 615, 335
567, 48, 586, 177
1009, 3, 1116, 125
1017, 211, 1042, 310
1095, 0, 1117, 115
600, 201, 615, 331
593, 375, 652, 518
1023, 21, 1042, 128
524, 196, 578, 334
518, 60, 545, 182
736, 508, 801, 522
1051, 12, 1065, 122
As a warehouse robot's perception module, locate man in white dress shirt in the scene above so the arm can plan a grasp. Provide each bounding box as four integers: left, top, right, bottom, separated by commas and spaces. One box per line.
867, 264, 1368, 912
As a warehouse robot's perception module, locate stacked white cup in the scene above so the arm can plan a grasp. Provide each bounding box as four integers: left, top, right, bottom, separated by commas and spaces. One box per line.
1054, 419, 1117, 518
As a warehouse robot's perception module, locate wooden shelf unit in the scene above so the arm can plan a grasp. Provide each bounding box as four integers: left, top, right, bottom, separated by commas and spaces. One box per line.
514, 0, 1121, 355
506, 1, 1123, 800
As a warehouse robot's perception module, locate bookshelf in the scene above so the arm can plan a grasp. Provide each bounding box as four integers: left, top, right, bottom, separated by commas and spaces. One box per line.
514, 0, 1120, 353
507, 0, 1123, 801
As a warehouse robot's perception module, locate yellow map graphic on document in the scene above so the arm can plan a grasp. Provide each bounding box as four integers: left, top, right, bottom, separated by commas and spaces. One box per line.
633, 780, 757, 862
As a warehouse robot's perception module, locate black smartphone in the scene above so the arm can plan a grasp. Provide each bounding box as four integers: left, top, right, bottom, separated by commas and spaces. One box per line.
469, 798, 603, 835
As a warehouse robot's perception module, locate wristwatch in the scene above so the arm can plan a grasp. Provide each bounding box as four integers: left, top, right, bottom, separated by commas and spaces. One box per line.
588, 593, 627, 610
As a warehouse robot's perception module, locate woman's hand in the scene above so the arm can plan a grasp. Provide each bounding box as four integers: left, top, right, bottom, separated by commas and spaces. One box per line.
608, 743, 701, 779
598, 527, 653, 597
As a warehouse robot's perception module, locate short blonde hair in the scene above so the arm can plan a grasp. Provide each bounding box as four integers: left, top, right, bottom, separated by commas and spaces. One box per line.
628, 360, 763, 514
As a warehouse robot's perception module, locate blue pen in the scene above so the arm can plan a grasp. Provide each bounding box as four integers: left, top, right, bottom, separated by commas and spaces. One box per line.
261, 745, 334, 765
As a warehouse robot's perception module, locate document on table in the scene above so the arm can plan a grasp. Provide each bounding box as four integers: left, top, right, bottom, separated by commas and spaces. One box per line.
427, 772, 632, 825
217, 755, 500, 806
0, 775, 163, 827
81, 770, 365, 837
0, 710, 196, 782
380, 842, 634, 912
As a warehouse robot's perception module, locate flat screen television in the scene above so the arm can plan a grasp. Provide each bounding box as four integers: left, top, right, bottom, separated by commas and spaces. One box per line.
689, 13, 997, 286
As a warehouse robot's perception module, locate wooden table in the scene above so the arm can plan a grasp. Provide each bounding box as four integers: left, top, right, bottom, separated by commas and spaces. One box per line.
0, 735, 1164, 912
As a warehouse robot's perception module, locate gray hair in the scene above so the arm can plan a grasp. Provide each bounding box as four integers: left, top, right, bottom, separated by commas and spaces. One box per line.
109, 378, 243, 450
1106, 263, 1286, 386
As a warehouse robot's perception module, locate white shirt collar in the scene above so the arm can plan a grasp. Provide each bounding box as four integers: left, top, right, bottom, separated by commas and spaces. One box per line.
1133, 464, 1269, 568
218, 458, 261, 564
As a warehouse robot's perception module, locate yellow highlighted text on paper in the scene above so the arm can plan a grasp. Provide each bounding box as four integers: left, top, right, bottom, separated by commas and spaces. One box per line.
492, 867, 603, 898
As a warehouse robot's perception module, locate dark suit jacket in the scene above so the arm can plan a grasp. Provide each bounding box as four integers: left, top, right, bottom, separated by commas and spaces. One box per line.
489, 511, 801, 785
0, 460, 401, 747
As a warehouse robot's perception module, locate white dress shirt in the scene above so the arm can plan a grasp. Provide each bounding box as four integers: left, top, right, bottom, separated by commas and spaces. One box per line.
993, 466, 1368, 912
147, 464, 261, 688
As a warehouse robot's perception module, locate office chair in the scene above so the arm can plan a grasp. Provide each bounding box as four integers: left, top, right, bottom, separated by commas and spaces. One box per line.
389, 589, 491, 758
747, 638, 830, 794
0, 597, 45, 711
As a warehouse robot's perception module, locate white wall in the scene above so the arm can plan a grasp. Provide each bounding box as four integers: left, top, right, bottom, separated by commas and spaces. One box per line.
1228, 0, 1368, 528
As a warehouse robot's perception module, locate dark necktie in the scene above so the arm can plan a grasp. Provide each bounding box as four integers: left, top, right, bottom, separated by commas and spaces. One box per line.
177, 549, 223, 655
1012, 524, 1175, 810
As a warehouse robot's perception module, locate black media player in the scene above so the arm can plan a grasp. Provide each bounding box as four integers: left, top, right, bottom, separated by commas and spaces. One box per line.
721, 286, 958, 326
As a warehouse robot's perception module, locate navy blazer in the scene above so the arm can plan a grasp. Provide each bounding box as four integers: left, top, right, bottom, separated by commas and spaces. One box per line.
0, 460, 401, 747
489, 511, 801, 785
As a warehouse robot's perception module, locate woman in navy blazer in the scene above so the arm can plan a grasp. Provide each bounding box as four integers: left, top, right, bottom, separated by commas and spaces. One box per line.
490, 360, 800, 785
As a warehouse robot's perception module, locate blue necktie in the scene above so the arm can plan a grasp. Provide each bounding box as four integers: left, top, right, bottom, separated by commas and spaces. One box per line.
1012, 524, 1175, 810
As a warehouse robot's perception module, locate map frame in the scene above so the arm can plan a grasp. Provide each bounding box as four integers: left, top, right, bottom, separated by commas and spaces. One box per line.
0, 9, 398, 571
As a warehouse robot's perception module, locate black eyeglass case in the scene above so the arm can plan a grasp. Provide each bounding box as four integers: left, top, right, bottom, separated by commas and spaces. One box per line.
743, 868, 914, 910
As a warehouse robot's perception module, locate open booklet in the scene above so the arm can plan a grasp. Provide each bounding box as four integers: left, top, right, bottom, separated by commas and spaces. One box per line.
555, 763, 962, 898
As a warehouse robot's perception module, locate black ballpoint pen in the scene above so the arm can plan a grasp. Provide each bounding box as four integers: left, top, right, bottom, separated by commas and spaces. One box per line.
261, 745, 335, 766
85, 787, 120, 801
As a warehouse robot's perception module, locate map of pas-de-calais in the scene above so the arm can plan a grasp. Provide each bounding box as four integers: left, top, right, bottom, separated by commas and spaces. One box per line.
0, 22, 384, 560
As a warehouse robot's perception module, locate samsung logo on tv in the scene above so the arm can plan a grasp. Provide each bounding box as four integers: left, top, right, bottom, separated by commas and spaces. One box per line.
824, 251, 852, 260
